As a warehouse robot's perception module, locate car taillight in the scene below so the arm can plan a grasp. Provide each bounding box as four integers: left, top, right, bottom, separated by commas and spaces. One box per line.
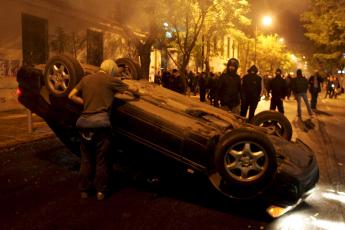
16, 87, 23, 96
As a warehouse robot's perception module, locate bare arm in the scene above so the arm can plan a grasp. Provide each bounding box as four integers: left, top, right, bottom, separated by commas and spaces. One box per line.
68, 88, 84, 105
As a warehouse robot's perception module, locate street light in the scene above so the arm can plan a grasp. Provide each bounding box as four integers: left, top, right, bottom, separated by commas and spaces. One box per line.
290, 54, 298, 62
254, 15, 273, 64
262, 16, 273, 27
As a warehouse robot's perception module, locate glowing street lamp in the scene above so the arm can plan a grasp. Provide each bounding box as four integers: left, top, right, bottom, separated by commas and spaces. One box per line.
262, 16, 273, 27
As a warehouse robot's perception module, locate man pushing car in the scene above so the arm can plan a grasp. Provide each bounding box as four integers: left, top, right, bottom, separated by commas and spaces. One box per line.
68, 59, 138, 200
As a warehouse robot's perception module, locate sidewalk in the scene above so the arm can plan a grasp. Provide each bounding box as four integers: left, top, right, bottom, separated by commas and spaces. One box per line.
0, 109, 54, 150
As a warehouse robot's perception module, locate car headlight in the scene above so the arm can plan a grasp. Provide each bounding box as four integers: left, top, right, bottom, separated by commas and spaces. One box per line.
266, 198, 302, 218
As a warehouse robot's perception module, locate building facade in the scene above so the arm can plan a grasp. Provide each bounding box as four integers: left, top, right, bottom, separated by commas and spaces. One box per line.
0, 0, 137, 111
0, 0, 239, 110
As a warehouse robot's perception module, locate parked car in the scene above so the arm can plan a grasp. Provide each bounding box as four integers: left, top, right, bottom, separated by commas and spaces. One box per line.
17, 55, 319, 218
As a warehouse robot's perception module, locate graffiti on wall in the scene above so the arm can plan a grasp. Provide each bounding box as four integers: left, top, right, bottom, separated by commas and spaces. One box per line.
0, 59, 20, 77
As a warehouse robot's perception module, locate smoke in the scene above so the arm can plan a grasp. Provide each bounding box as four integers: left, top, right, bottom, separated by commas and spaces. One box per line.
51, 0, 161, 31
249, 0, 310, 16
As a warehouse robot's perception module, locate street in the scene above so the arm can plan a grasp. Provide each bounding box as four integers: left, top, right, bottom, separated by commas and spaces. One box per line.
268, 95, 345, 230
0, 137, 270, 230
1, 0, 345, 229
0, 94, 345, 230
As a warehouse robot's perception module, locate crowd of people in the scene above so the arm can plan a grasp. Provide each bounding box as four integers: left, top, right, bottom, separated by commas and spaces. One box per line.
154, 59, 344, 121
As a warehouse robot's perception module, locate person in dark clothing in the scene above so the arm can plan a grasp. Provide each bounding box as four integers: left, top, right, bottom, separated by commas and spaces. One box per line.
170, 69, 186, 94
268, 68, 288, 114
285, 74, 293, 100
216, 58, 241, 114
187, 71, 196, 94
154, 71, 162, 85
207, 72, 219, 106
291, 69, 314, 118
333, 76, 341, 98
161, 69, 171, 89
263, 74, 271, 100
192, 71, 199, 95
199, 72, 207, 102
68, 59, 138, 200
325, 75, 340, 99
309, 71, 323, 110
240, 65, 262, 120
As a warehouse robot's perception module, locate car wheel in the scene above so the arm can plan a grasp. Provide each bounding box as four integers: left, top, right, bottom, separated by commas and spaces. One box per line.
250, 110, 292, 141
44, 54, 84, 97
115, 58, 140, 80
210, 128, 277, 199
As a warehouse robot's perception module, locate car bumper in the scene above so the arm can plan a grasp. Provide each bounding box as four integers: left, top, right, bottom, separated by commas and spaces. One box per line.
265, 138, 319, 214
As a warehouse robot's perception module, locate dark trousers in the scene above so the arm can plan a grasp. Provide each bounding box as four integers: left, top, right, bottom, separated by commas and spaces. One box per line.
200, 88, 206, 102
79, 129, 111, 193
287, 88, 292, 99
240, 99, 259, 121
310, 88, 319, 109
270, 97, 284, 114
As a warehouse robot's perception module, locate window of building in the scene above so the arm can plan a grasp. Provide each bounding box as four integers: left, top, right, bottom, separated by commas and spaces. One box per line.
21, 14, 48, 65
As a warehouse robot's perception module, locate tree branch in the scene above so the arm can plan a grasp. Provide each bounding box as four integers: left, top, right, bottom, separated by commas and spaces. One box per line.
173, 20, 186, 56
166, 49, 181, 69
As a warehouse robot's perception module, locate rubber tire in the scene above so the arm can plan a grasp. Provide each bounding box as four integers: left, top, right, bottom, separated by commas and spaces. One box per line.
44, 54, 84, 97
115, 58, 140, 80
250, 110, 293, 141
214, 128, 277, 199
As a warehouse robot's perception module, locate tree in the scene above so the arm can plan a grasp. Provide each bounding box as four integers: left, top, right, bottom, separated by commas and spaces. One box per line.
232, 28, 251, 74
50, 27, 86, 59
111, 0, 167, 79
70, 32, 86, 59
164, 0, 250, 74
109, 0, 251, 80
50, 27, 70, 54
164, 0, 211, 77
104, 33, 137, 61
301, 0, 345, 72
201, 0, 250, 73
255, 34, 291, 74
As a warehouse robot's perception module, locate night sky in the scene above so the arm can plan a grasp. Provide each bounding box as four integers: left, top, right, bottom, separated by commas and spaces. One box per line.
249, 0, 311, 53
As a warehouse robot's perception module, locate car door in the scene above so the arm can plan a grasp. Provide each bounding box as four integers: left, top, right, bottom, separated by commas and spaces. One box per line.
110, 96, 184, 156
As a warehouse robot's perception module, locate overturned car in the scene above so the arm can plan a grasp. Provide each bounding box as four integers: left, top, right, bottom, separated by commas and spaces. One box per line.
17, 55, 319, 218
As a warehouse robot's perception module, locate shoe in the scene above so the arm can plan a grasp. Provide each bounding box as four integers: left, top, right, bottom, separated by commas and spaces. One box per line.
146, 176, 161, 185
96, 192, 105, 200
81, 192, 89, 199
